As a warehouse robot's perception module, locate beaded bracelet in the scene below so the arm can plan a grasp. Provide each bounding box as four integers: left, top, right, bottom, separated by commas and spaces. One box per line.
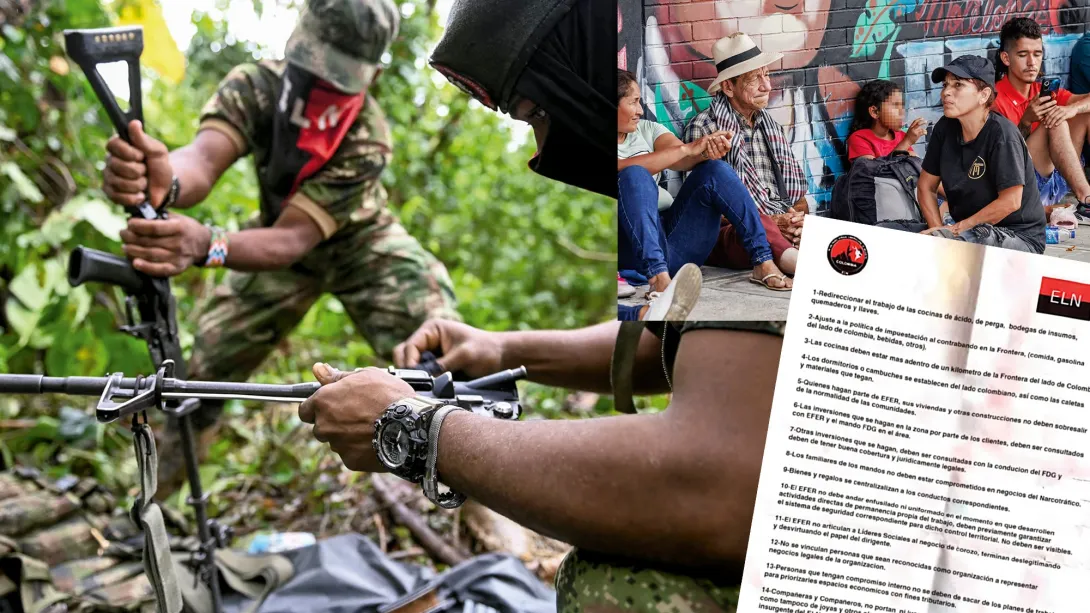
204, 226, 229, 268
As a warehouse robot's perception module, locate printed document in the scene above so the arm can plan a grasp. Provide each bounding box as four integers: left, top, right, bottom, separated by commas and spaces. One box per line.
739, 216, 1090, 613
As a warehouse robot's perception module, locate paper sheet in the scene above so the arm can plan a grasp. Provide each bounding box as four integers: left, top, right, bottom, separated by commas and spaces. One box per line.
739, 216, 1090, 613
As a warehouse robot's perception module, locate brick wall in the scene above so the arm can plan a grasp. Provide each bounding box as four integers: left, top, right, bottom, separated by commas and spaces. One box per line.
619, 0, 1090, 209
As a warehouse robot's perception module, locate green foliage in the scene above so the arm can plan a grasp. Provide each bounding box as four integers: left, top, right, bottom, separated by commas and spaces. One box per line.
1, 0, 623, 485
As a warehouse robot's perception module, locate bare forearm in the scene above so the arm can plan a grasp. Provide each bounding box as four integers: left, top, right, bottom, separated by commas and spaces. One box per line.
918, 183, 943, 228
496, 322, 667, 394
1069, 93, 1090, 114
223, 227, 311, 271
166, 145, 223, 209
435, 328, 781, 569
618, 146, 697, 177
961, 197, 1019, 227
436, 410, 744, 568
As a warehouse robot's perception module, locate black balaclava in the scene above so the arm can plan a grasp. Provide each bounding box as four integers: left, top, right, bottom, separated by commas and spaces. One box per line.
430, 0, 615, 198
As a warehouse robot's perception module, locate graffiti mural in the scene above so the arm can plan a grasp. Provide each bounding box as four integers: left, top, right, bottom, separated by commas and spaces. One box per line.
621, 0, 1090, 210
618, 0, 642, 72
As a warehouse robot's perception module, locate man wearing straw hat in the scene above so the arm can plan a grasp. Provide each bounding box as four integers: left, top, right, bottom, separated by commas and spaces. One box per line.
685, 33, 811, 260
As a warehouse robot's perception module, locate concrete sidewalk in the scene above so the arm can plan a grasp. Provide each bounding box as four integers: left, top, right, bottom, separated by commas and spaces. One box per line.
619, 225, 1090, 321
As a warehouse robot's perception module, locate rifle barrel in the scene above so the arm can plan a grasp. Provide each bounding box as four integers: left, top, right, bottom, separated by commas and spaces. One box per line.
0, 374, 319, 402
0, 374, 139, 395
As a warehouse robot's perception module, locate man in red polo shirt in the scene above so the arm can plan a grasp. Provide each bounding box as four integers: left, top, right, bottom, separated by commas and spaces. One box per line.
993, 18, 1090, 209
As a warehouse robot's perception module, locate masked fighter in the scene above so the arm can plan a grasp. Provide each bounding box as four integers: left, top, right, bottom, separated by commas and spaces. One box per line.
100, 0, 460, 497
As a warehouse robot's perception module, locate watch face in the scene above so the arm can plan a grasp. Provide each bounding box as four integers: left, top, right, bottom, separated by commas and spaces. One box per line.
377, 421, 409, 468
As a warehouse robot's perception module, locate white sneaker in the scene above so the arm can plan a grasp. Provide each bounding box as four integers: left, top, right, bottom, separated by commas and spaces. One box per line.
643, 263, 702, 321
618, 277, 636, 298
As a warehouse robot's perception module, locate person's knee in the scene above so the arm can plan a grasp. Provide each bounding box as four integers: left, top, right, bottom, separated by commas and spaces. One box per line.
690, 159, 739, 183
618, 165, 657, 188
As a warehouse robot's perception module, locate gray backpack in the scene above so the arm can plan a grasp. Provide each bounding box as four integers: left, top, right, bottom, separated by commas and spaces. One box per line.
830, 151, 924, 225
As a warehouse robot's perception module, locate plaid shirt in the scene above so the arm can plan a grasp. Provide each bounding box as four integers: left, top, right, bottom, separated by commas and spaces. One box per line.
684, 94, 807, 216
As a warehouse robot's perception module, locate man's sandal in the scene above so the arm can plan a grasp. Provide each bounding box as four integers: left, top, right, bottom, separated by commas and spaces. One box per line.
749, 273, 792, 292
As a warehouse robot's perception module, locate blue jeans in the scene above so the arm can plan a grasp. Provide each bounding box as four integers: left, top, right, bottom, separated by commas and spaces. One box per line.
876, 220, 1043, 254
617, 304, 642, 321
617, 161, 773, 279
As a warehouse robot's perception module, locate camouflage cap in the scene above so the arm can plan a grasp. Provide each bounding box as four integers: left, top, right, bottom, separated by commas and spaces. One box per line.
285, 0, 400, 94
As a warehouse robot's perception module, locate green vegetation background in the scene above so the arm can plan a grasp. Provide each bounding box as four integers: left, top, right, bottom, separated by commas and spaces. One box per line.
0, 0, 666, 501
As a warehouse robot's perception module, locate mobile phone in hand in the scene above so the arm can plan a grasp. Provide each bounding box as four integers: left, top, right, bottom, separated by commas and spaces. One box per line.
1039, 77, 1062, 98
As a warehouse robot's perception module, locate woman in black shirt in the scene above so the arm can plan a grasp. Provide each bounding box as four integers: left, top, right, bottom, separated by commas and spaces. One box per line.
878, 55, 1046, 253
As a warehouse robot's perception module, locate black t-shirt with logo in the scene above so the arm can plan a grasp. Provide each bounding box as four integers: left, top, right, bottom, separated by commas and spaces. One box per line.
922, 112, 1045, 252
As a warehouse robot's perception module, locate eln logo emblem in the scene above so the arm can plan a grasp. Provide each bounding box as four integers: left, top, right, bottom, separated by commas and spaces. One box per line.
968, 156, 986, 180
827, 235, 869, 276
1037, 277, 1090, 321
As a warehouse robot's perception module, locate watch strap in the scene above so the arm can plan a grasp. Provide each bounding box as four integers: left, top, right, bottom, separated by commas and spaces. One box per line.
160, 175, 180, 209
423, 405, 467, 508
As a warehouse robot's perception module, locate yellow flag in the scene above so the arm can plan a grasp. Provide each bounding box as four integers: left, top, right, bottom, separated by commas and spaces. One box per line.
116, 0, 186, 84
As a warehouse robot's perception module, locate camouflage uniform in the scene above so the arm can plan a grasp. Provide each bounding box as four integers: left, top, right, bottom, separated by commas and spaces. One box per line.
192, 57, 459, 385
0, 468, 156, 612
554, 321, 787, 612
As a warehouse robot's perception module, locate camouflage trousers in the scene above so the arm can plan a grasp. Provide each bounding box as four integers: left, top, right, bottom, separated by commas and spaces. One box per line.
554, 548, 739, 613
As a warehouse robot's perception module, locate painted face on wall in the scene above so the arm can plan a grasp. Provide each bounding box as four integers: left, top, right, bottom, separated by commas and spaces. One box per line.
715, 0, 832, 69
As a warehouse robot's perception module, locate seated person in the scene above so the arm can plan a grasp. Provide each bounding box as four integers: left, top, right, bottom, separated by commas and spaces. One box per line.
847, 79, 952, 222
616, 68, 793, 312
993, 18, 1090, 207
877, 56, 1046, 254
683, 33, 807, 265
1069, 24, 1090, 95
846, 79, 925, 161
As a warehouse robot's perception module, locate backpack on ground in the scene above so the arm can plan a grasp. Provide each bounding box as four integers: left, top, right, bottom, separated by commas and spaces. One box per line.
829, 151, 923, 225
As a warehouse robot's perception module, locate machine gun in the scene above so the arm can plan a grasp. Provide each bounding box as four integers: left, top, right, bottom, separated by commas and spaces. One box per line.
0, 25, 529, 613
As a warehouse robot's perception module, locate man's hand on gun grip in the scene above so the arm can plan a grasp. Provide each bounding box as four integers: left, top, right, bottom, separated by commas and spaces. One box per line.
298, 364, 415, 472
120, 214, 211, 276
392, 320, 504, 378
104, 120, 174, 208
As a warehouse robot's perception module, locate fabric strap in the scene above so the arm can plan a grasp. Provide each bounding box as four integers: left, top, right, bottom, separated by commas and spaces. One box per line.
175, 548, 294, 613
610, 321, 645, 415
130, 422, 184, 613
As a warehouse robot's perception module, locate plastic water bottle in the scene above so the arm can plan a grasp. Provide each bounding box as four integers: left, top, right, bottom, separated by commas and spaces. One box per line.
1046, 225, 1060, 245
248, 532, 316, 554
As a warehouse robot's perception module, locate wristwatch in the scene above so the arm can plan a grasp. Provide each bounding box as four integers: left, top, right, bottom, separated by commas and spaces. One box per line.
372, 396, 467, 509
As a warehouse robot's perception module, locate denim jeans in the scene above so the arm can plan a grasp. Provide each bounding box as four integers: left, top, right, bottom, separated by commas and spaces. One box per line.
876, 220, 1043, 253
617, 161, 773, 279
617, 304, 642, 321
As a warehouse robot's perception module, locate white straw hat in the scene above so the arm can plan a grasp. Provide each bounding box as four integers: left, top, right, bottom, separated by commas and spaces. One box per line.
706, 33, 783, 95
